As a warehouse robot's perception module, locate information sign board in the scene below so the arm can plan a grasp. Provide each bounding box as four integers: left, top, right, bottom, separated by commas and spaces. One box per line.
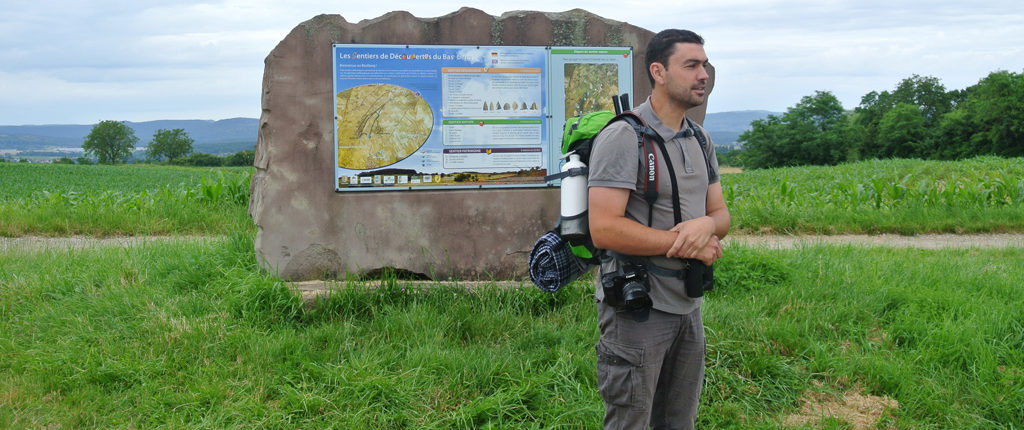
332, 44, 631, 191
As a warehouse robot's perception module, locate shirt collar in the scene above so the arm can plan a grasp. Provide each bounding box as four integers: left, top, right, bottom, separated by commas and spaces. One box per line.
634, 96, 692, 142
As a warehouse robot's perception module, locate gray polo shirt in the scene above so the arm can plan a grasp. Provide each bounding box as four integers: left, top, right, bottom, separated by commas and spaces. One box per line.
588, 98, 720, 315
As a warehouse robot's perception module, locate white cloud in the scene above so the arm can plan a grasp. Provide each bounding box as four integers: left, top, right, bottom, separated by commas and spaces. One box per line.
1, 0, 1022, 123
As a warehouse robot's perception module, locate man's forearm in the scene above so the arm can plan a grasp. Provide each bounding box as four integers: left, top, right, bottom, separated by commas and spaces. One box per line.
590, 186, 680, 257
590, 214, 680, 257
707, 206, 730, 239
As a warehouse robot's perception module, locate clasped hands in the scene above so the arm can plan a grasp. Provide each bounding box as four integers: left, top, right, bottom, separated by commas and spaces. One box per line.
666, 216, 722, 265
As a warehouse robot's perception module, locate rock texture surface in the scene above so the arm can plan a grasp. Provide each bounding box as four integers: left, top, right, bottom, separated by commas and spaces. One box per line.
251, 8, 715, 281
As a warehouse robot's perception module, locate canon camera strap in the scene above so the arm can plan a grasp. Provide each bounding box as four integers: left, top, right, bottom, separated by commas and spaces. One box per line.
614, 113, 683, 226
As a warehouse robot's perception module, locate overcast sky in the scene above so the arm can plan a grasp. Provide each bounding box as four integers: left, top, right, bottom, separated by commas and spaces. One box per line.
1, 0, 1021, 125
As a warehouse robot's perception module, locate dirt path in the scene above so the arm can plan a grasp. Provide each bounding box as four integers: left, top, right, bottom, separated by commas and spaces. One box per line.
0, 235, 217, 253
723, 233, 1024, 249
3, 233, 1024, 254
3, 233, 1022, 254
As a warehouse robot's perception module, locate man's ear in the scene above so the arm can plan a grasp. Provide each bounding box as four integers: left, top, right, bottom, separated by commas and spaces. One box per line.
649, 62, 665, 85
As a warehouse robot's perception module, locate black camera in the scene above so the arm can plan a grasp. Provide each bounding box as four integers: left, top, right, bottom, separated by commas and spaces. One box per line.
683, 259, 715, 298
601, 263, 653, 322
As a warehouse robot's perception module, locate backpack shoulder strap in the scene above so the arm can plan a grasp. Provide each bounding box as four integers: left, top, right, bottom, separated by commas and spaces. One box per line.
685, 117, 715, 183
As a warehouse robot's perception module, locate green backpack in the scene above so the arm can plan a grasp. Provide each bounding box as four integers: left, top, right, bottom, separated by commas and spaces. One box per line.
547, 95, 660, 264
561, 110, 616, 165
547, 95, 714, 266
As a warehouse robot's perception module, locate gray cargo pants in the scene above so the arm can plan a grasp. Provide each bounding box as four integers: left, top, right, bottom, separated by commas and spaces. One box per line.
595, 302, 705, 430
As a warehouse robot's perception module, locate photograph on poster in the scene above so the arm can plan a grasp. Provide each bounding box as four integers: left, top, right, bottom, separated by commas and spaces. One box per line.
564, 63, 619, 118
546, 48, 633, 182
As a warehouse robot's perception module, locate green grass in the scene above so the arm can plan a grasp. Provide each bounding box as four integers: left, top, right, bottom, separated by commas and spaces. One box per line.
724, 156, 1024, 234
2, 235, 1021, 428
0, 163, 251, 236
2, 157, 1022, 428
4, 156, 1024, 237
0, 163, 250, 200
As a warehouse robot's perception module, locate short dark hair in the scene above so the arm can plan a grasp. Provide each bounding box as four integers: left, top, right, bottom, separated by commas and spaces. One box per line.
645, 29, 705, 86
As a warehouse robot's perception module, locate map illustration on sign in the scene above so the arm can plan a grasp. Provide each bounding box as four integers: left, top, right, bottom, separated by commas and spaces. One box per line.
335, 84, 433, 169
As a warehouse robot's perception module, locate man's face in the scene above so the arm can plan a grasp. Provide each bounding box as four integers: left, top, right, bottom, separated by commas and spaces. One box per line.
659, 42, 710, 109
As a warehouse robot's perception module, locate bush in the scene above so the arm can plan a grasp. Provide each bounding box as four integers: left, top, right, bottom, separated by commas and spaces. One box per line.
76, 157, 94, 165
176, 153, 223, 167
55, 157, 76, 165
224, 150, 255, 167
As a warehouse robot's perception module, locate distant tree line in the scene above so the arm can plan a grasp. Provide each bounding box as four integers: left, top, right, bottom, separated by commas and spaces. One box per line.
725, 70, 1024, 169
74, 121, 254, 167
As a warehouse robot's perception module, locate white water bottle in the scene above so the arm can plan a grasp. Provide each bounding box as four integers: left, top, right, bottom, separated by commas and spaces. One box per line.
559, 153, 588, 241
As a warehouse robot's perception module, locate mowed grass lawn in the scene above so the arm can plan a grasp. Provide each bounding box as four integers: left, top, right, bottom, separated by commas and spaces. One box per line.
2, 234, 1022, 428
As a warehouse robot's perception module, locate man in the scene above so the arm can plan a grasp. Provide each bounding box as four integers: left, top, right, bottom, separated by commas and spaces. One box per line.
587, 29, 730, 429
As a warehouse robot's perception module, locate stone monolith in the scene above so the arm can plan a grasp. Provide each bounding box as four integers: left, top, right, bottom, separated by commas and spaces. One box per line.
251, 8, 715, 281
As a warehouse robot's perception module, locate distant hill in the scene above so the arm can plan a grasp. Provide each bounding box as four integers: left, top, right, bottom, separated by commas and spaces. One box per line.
703, 110, 778, 148
0, 118, 258, 155
0, 111, 778, 156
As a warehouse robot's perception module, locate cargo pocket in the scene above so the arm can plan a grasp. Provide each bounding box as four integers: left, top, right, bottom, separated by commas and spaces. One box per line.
595, 340, 646, 410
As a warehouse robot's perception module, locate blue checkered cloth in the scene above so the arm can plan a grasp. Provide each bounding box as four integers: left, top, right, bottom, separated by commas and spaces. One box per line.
528, 230, 589, 292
